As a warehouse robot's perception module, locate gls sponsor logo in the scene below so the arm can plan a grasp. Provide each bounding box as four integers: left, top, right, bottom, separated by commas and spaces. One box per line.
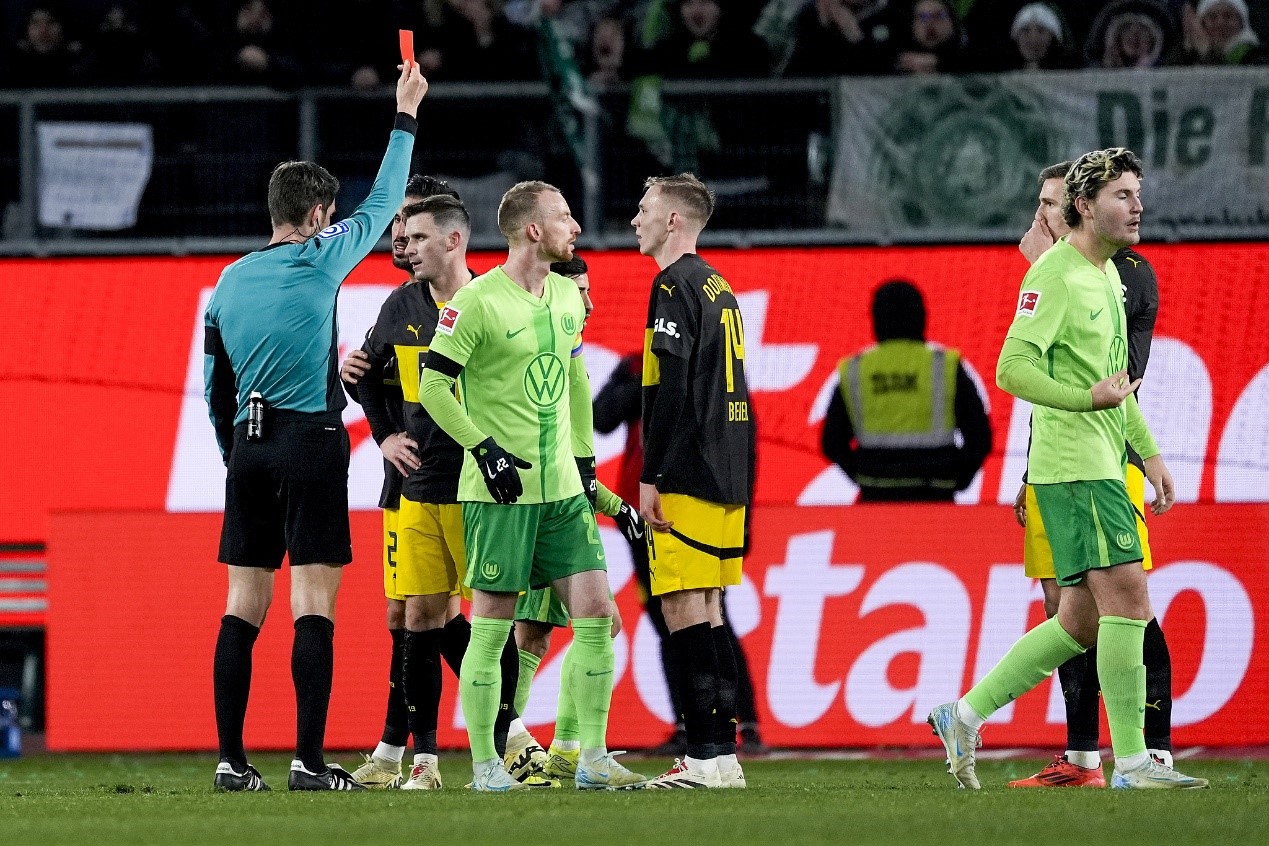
653, 317, 680, 338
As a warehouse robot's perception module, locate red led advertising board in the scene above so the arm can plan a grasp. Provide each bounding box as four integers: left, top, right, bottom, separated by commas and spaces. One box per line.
3, 245, 1266, 749
45, 505, 1269, 750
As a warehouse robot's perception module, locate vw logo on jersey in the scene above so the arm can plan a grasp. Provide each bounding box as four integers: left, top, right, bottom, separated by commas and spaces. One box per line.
562, 312, 577, 335
524, 352, 566, 408
1108, 335, 1128, 375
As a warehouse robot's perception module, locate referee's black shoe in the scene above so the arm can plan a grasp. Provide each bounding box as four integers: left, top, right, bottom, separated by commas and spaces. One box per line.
213, 760, 270, 792
288, 760, 365, 791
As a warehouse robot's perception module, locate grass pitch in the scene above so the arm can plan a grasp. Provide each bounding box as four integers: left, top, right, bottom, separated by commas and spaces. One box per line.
1, 752, 1265, 846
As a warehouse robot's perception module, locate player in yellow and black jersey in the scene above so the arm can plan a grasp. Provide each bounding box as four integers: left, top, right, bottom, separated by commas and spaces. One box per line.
340, 176, 461, 789
641, 256, 755, 509
633, 173, 755, 790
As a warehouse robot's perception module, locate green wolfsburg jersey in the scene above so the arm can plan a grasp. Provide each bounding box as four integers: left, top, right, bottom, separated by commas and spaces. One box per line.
1007, 238, 1130, 484
428, 266, 586, 504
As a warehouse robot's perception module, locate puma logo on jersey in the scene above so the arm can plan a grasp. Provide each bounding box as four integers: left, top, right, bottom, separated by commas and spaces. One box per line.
659, 283, 675, 297
406, 325, 421, 339
1124, 255, 1142, 267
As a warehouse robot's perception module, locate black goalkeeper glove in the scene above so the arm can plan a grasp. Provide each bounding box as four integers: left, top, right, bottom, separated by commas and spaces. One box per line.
612, 501, 644, 543
576, 456, 597, 509
471, 437, 532, 504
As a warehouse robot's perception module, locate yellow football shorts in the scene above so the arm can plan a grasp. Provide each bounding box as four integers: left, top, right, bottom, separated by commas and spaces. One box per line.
1024, 463, 1152, 579
383, 506, 403, 601
396, 496, 467, 598
647, 493, 745, 596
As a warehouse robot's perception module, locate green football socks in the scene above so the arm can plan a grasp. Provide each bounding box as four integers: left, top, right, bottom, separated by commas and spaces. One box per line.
562, 617, 614, 750
459, 616, 513, 762
964, 617, 1085, 720
554, 660, 580, 744
1098, 615, 1148, 759
514, 649, 541, 716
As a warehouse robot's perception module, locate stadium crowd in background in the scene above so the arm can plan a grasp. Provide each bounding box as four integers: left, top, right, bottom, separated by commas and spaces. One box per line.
3, 0, 1264, 91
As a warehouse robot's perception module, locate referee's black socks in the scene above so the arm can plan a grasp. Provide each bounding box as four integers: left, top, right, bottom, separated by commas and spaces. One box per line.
213, 614, 260, 768
670, 622, 720, 761
293, 614, 335, 773
402, 628, 444, 756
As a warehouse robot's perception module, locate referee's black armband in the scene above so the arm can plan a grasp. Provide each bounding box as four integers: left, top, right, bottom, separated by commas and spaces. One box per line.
204, 325, 224, 355
425, 350, 463, 379
394, 113, 418, 135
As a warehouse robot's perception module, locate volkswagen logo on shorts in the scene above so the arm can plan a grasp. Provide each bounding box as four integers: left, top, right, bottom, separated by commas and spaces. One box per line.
481, 560, 500, 580
1116, 531, 1135, 550
524, 352, 566, 408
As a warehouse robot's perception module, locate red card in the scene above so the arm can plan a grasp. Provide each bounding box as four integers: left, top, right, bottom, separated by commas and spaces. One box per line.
399, 29, 414, 68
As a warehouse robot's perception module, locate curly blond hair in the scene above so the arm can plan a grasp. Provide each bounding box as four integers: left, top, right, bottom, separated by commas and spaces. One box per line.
1061, 147, 1143, 227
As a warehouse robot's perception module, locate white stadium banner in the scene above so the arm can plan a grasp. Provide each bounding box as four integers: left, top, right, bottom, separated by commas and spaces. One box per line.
828, 67, 1269, 241
37, 121, 154, 230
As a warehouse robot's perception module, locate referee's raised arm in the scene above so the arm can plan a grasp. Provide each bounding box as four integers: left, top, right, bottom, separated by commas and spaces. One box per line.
300, 63, 429, 281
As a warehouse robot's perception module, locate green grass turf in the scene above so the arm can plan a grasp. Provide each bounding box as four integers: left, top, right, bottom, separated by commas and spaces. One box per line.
0, 753, 1265, 845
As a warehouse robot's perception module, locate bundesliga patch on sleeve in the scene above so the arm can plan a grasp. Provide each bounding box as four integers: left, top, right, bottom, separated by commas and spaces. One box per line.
437, 306, 461, 335
315, 221, 350, 239
1017, 290, 1041, 316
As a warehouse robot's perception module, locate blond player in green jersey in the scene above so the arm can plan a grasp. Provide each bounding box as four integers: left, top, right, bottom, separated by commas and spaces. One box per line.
927, 148, 1207, 791
418, 182, 647, 792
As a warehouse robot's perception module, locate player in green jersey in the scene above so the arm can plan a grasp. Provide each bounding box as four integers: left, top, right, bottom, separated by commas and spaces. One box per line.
927, 148, 1207, 791
418, 182, 647, 792
505, 255, 646, 784
1010, 160, 1176, 788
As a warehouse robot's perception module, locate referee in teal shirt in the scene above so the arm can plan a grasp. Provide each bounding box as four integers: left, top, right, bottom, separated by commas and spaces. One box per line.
203, 63, 428, 793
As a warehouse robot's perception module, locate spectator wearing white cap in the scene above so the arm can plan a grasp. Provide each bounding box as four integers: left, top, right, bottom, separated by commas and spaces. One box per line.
1177, 0, 1266, 65
1003, 2, 1076, 70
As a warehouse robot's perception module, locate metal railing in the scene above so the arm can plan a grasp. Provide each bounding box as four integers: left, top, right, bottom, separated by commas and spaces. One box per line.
0, 78, 848, 256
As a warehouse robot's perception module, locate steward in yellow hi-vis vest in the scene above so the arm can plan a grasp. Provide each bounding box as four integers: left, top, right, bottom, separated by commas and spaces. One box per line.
821, 279, 993, 502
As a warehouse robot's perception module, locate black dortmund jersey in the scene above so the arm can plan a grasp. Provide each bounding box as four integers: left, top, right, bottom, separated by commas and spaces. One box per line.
364, 282, 464, 503
641, 254, 755, 505
358, 325, 406, 510
1113, 247, 1159, 383
1113, 246, 1160, 471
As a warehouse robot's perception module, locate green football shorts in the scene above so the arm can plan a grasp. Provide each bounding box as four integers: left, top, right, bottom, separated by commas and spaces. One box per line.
1032, 479, 1144, 587
514, 587, 570, 628
463, 494, 606, 594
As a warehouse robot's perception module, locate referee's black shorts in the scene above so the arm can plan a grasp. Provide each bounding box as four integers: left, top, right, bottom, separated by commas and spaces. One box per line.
219, 410, 352, 569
